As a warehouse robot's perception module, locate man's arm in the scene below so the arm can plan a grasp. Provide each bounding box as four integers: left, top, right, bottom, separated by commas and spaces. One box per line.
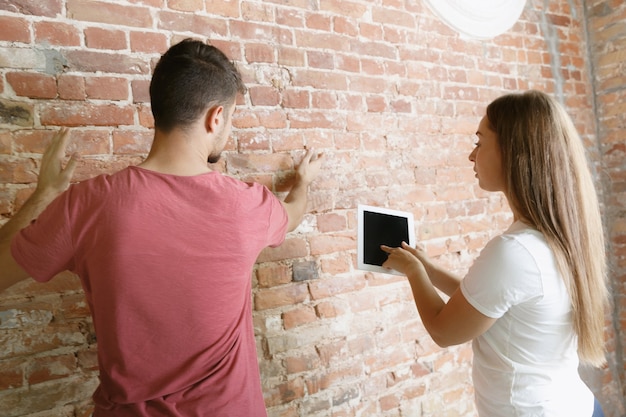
0, 128, 78, 292
281, 149, 323, 232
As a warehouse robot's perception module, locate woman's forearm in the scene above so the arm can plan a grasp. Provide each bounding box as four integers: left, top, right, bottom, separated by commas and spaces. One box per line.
421, 259, 462, 297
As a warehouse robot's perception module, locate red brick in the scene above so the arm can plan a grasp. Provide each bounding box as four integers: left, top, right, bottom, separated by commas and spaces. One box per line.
320, 256, 352, 275
0, 132, 10, 155
130, 80, 150, 103
77, 347, 98, 371
63, 50, 150, 75
58, 75, 86, 100
129, 31, 168, 53
379, 393, 401, 411
309, 275, 366, 300
309, 234, 355, 256
390, 99, 411, 113
60, 294, 90, 320
235, 130, 270, 152
67, 129, 111, 155
281, 90, 309, 109
305, 13, 331, 31
315, 299, 347, 319
167, 0, 203, 12
248, 86, 280, 106
245, 43, 274, 63
0, 16, 29, 43
319, 364, 363, 390
336, 54, 360, 73
282, 305, 317, 329
126, 0, 163, 6
27, 354, 77, 385
67, 0, 153, 28
307, 51, 334, 70
0, 0, 62, 17
285, 350, 321, 374
277, 47, 305, 67
84, 27, 127, 50
227, 152, 292, 176
34, 21, 81, 46
256, 264, 292, 288
320, 0, 368, 19
39, 102, 134, 127
206, 0, 239, 18
0, 358, 24, 389
209, 39, 244, 61
85, 77, 129, 101
366, 95, 386, 113
296, 31, 349, 52
333, 16, 358, 36
372, 6, 415, 28
137, 104, 154, 128
6, 72, 56, 99
288, 110, 344, 130
256, 109, 288, 129
254, 283, 309, 310
264, 377, 305, 407
112, 129, 152, 155
158, 11, 228, 37
241, 1, 273, 22
13, 129, 55, 153
276, 8, 304, 27
311, 91, 339, 109
230, 20, 277, 42
359, 22, 384, 40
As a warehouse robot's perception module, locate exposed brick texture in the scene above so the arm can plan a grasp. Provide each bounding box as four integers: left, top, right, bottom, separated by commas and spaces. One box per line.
585, 0, 626, 411
0, 0, 625, 416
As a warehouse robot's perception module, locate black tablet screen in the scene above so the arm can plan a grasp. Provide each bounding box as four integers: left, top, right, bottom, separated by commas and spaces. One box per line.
363, 211, 410, 266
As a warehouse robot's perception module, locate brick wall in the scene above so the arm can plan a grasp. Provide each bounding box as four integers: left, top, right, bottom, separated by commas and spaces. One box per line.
585, 0, 626, 412
0, 0, 623, 416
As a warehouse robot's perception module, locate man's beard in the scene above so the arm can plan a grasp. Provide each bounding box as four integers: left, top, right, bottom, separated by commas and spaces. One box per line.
207, 123, 227, 164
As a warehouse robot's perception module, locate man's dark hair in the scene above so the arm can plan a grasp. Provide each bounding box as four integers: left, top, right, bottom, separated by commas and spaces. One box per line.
149, 38, 246, 132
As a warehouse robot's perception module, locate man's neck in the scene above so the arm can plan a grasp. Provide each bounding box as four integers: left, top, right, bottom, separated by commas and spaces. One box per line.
138, 130, 213, 176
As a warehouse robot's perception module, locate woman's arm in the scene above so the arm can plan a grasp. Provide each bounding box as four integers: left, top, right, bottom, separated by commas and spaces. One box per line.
382, 242, 496, 347
408, 244, 462, 297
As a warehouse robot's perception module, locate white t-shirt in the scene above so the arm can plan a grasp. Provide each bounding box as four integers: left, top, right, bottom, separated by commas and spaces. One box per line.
460, 221, 594, 417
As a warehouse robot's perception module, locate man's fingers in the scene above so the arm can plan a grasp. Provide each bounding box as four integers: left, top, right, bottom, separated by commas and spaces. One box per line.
43, 128, 70, 162
63, 154, 79, 178
53, 128, 71, 156
303, 148, 315, 163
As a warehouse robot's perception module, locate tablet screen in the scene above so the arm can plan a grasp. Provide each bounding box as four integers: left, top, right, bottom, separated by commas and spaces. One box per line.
363, 211, 410, 266
357, 205, 416, 275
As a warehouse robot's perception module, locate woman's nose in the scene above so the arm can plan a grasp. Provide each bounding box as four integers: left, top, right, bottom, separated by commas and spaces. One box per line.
468, 147, 476, 162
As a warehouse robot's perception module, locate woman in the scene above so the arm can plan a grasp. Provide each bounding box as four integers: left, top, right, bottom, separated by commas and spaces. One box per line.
382, 90, 607, 416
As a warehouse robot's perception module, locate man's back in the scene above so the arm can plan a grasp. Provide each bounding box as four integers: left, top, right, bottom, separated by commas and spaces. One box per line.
12, 166, 288, 416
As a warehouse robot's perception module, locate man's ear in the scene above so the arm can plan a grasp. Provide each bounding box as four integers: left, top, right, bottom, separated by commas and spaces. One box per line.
205, 105, 224, 134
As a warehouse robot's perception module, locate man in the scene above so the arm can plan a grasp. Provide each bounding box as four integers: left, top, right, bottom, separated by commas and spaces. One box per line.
0, 39, 322, 416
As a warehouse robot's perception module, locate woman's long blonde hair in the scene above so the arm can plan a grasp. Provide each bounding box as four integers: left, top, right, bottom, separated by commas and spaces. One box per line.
486, 90, 607, 366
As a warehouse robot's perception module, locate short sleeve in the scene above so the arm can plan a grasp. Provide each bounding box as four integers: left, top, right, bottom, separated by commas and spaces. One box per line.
460, 234, 544, 319
11, 188, 76, 282
257, 184, 288, 248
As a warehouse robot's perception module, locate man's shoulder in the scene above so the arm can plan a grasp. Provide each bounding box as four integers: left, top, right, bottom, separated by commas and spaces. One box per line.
67, 167, 133, 198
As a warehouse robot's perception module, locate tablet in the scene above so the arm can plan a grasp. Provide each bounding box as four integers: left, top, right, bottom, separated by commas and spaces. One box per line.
357, 204, 416, 276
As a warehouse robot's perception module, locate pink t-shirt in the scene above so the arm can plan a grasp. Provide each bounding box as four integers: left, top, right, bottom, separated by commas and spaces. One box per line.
12, 166, 288, 417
